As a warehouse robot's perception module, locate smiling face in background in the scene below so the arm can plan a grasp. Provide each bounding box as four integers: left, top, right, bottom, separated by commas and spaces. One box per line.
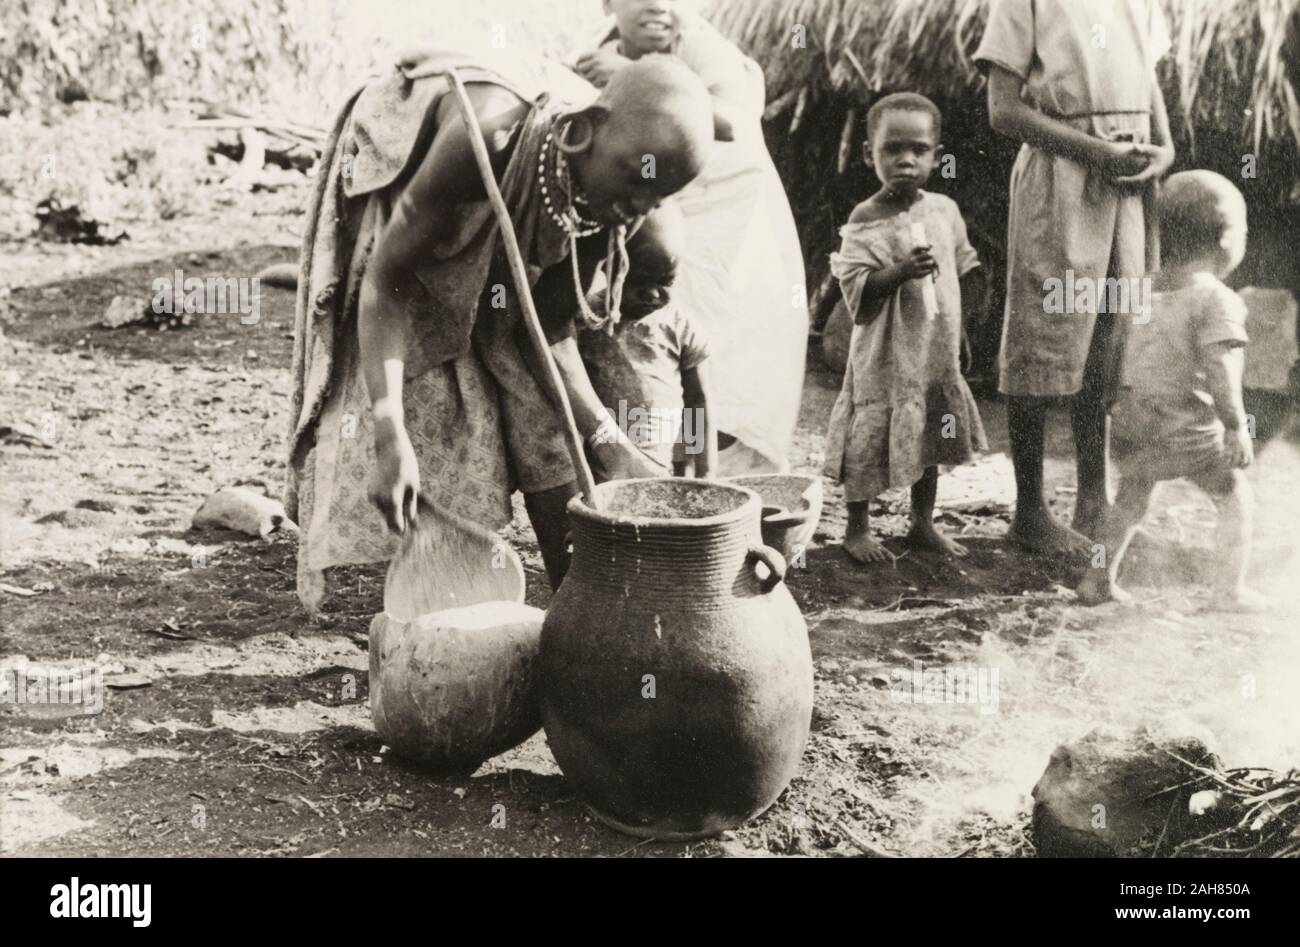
605, 0, 686, 55
866, 109, 940, 199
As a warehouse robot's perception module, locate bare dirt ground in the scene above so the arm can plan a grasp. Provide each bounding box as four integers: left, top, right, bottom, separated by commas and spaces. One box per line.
3, 205, 1299, 858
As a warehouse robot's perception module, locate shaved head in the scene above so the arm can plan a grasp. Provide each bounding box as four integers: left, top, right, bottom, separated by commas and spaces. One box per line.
595, 54, 714, 180
629, 200, 685, 274
620, 200, 686, 317
565, 54, 714, 225
597, 54, 714, 142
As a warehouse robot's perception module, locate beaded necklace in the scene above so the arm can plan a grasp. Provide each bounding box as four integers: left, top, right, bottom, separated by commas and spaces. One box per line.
538, 115, 631, 333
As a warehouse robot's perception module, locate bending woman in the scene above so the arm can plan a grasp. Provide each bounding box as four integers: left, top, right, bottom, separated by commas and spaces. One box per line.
286, 48, 715, 611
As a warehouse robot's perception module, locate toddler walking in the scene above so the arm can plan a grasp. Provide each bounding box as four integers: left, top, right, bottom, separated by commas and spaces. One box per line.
1077, 171, 1267, 611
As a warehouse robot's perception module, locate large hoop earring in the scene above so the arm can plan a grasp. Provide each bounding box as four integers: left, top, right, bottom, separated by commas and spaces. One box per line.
557, 114, 593, 155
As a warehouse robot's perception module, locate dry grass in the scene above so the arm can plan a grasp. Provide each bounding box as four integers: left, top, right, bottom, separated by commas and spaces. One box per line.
1, 0, 598, 122
705, 0, 1300, 157
1163, 765, 1300, 857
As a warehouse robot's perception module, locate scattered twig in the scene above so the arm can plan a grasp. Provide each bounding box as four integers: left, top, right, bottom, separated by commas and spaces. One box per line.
836, 818, 896, 858
1149, 794, 1180, 858
237, 762, 311, 785
616, 838, 654, 858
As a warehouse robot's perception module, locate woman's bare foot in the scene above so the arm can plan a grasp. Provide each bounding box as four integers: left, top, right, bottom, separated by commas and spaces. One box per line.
1076, 573, 1134, 606
1214, 587, 1271, 613
844, 532, 895, 564
907, 521, 968, 558
1007, 508, 1092, 556
1070, 499, 1108, 542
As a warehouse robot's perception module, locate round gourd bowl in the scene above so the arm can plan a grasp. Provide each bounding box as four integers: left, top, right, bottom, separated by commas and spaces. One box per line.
726, 475, 823, 561
369, 601, 543, 773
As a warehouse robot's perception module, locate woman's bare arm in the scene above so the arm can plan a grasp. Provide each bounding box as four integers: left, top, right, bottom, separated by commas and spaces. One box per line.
359, 85, 528, 436
986, 65, 1145, 176
525, 236, 664, 480
1114, 71, 1176, 186
358, 83, 528, 530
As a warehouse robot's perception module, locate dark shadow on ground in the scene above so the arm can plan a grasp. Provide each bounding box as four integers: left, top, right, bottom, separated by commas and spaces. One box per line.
6, 245, 298, 367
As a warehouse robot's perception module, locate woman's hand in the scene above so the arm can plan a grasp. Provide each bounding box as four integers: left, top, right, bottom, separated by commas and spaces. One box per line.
1225, 424, 1254, 469
1113, 142, 1175, 188
371, 425, 421, 533
575, 46, 632, 88
591, 439, 665, 481
1097, 140, 1154, 179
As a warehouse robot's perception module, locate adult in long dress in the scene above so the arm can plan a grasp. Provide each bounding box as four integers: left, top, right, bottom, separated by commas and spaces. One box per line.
575, 1, 809, 473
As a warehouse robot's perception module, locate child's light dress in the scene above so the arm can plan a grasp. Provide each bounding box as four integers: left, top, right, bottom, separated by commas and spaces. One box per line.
823, 191, 987, 501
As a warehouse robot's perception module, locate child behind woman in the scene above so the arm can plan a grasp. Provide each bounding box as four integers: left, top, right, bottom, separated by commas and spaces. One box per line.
578, 202, 717, 480
823, 92, 987, 562
1077, 171, 1267, 611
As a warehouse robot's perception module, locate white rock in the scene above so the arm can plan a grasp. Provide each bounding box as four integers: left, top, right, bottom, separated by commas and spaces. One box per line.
191, 486, 297, 538
101, 295, 147, 329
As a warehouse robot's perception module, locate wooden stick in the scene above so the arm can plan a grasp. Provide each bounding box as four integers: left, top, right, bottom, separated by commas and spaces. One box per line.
444, 68, 599, 507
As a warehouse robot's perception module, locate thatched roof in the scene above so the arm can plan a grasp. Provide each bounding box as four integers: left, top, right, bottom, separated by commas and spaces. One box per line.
704, 0, 1300, 159
701, 0, 1300, 320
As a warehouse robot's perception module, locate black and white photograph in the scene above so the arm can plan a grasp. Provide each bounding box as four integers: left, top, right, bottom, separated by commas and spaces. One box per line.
1, 0, 1298, 912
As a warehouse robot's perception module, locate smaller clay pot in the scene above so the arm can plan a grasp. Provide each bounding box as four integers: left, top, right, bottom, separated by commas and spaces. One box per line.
369, 601, 543, 772
728, 475, 823, 561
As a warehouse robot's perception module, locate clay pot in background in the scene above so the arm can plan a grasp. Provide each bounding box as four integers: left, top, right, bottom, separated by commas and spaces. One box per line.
728, 474, 823, 562
540, 478, 813, 840
820, 298, 851, 373
370, 601, 543, 773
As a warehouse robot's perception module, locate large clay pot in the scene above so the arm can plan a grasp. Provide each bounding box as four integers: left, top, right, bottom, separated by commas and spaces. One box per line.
370, 601, 543, 772
540, 478, 813, 839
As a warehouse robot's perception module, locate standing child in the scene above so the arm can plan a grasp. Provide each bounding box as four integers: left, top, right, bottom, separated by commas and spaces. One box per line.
975, 0, 1176, 553
823, 93, 987, 562
578, 203, 717, 480
1077, 172, 1267, 611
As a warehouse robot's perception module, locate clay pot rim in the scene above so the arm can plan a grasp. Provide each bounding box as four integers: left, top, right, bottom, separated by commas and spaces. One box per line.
570, 477, 762, 530
726, 474, 823, 525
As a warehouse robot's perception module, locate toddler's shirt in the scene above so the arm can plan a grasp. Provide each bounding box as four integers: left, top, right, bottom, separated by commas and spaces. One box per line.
578, 304, 710, 468
1117, 272, 1248, 453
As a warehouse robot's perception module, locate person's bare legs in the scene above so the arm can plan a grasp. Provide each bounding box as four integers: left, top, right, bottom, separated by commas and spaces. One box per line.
1201, 469, 1269, 612
524, 481, 578, 590
1071, 312, 1115, 539
1076, 475, 1156, 605
907, 466, 968, 557
1006, 395, 1092, 554
844, 499, 894, 563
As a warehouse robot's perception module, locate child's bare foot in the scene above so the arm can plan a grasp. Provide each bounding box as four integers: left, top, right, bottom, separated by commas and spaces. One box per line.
844, 533, 895, 564
1007, 509, 1092, 557
1213, 587, 1271, 613
1076, 573, 1134, 606
907, 522, 968, 558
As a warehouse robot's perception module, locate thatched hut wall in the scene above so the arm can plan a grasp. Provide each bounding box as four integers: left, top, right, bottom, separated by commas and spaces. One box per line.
704, 0, 1300, 331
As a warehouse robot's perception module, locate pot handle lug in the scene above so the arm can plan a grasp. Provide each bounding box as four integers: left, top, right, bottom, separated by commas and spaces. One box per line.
746, 543, 787, 592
